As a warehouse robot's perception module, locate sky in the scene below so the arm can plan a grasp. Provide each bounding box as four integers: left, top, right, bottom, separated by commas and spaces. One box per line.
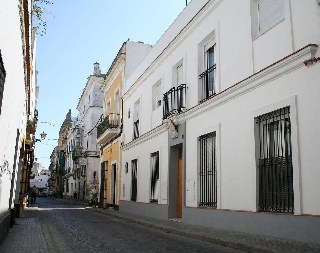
35, 0, 189, 169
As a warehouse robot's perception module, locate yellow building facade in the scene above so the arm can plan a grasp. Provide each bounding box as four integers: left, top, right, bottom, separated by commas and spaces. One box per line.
96, 41, 152, 210
97, 50, 124, 210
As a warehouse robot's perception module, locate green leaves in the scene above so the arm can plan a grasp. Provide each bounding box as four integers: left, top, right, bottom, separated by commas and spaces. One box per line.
33, 0, 53, 36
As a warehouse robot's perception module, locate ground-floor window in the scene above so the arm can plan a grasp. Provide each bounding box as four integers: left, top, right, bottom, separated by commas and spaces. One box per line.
131, 159, 138, 201
256, 106, 294, 213
150, 151, 159, 203
199, 132, 217, 208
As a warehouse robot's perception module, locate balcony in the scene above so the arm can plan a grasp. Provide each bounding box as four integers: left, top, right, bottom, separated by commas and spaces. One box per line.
72, 147, 82, 161
163, 84, 186, 119
199, 65, 216, 103
97, 113, 120, 144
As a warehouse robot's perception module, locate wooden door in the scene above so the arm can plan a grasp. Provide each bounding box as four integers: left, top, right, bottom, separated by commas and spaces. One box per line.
177, 158, 182, 218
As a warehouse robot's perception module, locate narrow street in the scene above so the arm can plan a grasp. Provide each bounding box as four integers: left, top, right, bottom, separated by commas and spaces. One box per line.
1, 198, 244, 253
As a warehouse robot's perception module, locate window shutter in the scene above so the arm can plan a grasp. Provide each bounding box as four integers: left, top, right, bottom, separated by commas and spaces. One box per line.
258, 0, 284, 34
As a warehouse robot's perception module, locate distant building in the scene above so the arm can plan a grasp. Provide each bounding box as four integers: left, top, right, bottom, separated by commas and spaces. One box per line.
63, 116, 78, 199
30, 162, 50, 195
96, 41, 151, 209
73, 63, 105, 201
49, 110, 72, 197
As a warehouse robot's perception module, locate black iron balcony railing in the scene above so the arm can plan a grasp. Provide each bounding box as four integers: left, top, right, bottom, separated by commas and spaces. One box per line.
199, 64, 216, 102
97, 113, 120, 139
133, 119, 139, 140
72, 147, 82, 161
163, 84, 186, 119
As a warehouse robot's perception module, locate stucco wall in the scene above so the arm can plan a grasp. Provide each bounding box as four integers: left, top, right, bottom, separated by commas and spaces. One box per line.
101, 140, 120, 205
121, 129, 168, 205
0, 0, 27, 216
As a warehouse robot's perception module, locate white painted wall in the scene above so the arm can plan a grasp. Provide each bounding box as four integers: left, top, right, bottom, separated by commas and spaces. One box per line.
30, 169, 50, 190
76, 72, 104, 201
121, 129, 169, 204
125, 41, 152, 82
0, 0, 30, 215
121, 0, 320, 215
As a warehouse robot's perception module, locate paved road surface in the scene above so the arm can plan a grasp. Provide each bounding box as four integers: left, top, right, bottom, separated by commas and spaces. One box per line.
10, 198, 244, 253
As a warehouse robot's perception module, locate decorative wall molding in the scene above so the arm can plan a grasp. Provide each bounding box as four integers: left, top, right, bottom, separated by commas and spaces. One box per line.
163, 119, 178, 139
173, 44, 318, 125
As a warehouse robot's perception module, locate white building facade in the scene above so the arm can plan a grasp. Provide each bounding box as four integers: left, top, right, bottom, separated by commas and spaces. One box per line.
30, 163, 50, 195
0, 0, 38, 242
121, 0, 320, 244
75, 63, 104, 201
63, 117, 78, 199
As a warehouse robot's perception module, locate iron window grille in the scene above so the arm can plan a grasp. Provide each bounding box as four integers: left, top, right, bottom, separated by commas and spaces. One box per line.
131, 159, 138, 202
0, 50, 6, 115
256, 106, 294, 213
199, 132, 217, 208
150, 151, 159, 203
199, 44, 216, 103
133, 119, 139, 139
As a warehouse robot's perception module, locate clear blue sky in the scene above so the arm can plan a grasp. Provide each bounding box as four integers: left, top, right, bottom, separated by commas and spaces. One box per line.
35, 0, 189, 168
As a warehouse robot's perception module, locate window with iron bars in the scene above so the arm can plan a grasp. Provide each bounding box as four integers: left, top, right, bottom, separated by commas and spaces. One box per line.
199, 132, 217, 208
133, 100, 140, 140
199, 44, 216, 103
150, 151, 159, 203
0, 50, 6, 115
131, 159, 138, 202
256, 106, 294, 213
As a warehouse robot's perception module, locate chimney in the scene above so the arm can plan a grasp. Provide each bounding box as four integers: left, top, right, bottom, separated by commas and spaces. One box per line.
93, 62, 101, 76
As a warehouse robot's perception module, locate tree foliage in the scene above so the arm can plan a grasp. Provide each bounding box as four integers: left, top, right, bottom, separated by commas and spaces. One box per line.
33, 0, 53, 36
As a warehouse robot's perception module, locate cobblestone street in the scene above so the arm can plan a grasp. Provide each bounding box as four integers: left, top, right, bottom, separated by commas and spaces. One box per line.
0, 198, 244, 253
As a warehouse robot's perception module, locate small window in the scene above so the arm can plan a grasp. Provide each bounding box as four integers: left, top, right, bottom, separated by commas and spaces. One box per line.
131, 159, 138, 201
150, 152, 159, 203
125, 162, 128, 174
0, 50, 6, 115
199, 42, 216, 102
258, 0, 285, 34
133, 100, 140, 140
176, 63, 184, 86
152, 81, 162, 110
199, 132, 217, 208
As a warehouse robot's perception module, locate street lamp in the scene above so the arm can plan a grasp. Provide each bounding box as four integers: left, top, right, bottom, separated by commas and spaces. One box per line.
40, 131, 47, 140
34, 131, 57, 142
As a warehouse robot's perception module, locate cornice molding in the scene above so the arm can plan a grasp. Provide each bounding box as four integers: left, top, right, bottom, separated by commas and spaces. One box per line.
172, 44, 318, 124
121, 124, 166, 151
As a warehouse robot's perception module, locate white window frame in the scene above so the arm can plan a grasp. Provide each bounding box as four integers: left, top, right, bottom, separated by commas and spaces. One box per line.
251, 96, 301, 214
195, 123, 221, 209
152, 80, 162, 111
258, 0, 285, 35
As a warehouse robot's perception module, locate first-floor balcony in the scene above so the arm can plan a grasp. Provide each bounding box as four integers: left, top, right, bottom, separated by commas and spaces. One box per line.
163, 84, 186, 119
72, 147, 82, 161
97, 113, 121, 144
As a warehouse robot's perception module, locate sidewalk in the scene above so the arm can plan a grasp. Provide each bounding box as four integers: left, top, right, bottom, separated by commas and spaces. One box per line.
84, 204, 320, 253
0, 206, 50, 253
